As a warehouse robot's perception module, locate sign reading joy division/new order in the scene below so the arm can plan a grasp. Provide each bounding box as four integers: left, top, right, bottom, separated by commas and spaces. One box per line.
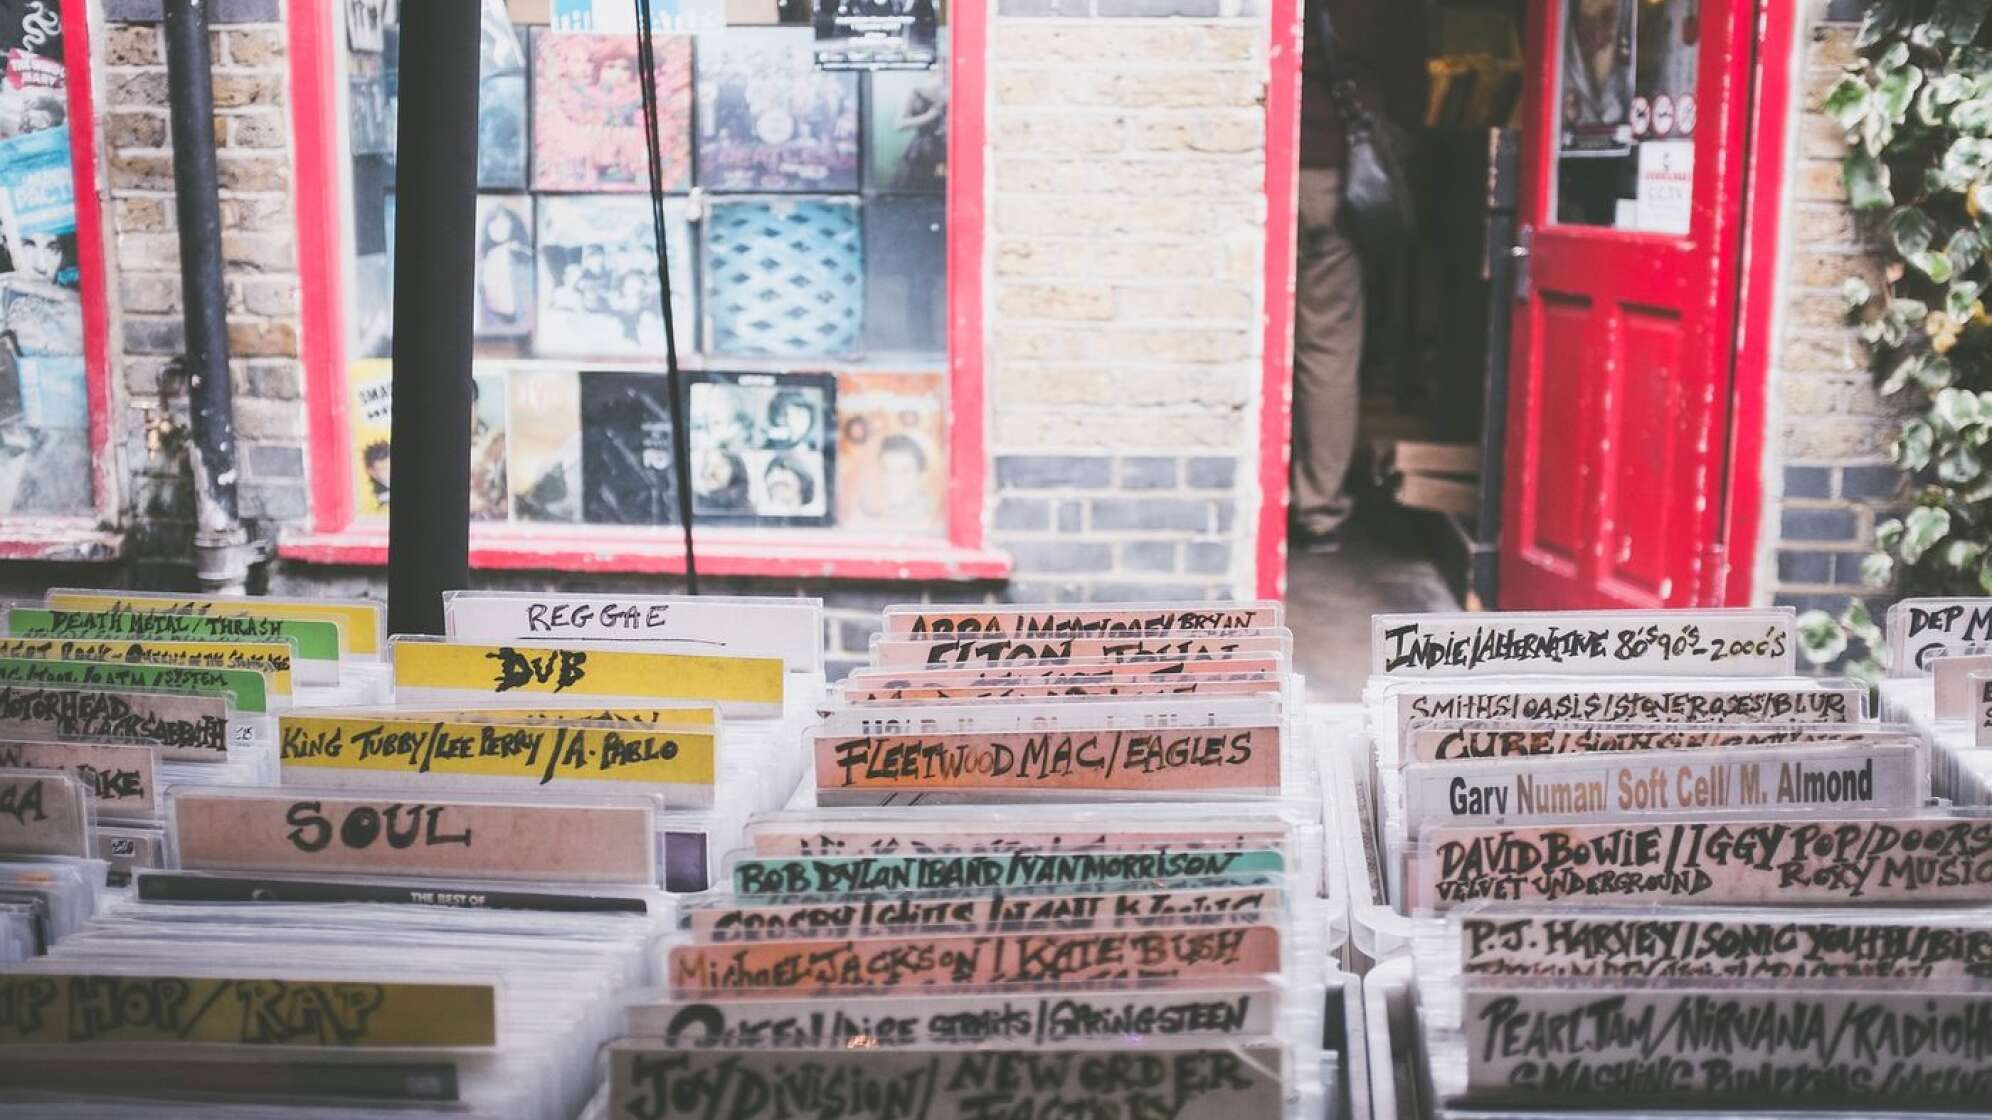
1370, 609, 1795, 677
444, 592, 822, 674
389, 639, 784, 717
46, 589, 382, 660
6, 607, 340, 685
0, 683, 237, 758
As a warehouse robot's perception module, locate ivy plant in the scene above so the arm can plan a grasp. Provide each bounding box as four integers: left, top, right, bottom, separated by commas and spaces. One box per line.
1800, 0, 1992, 677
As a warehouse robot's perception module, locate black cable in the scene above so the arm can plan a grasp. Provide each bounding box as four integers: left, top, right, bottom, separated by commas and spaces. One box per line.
633, 0, 699, 593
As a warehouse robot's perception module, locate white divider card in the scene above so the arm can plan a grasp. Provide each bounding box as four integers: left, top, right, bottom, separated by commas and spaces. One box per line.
1447, 905, 1992, 980
0, 683, 239, 757
1401, 742, 1926, 834
1933, 651, 1992, 719
47, 587, 383, 661
1454, 981, 1992, 1108
1889, 597, 1992, 674
626, 981, 1284, 1048
167, 786, 659, 885
442, 591, 823, 675
872, 629, 1292, 669
388, 637, 784, 718
882, 601, 1284, 637
1976, 673, 1992, 748
1370, 608, 1795, 678
606, 1041, 1291, 1120
1415, 815, 1992, 911
1401, 719, 1920, 765
683, 883, 1286, 940
0, 740, 159, 818
729, 849, 1287, 896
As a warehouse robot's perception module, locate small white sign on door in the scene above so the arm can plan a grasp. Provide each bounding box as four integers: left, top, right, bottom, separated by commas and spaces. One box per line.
1636, 140, 1694, 235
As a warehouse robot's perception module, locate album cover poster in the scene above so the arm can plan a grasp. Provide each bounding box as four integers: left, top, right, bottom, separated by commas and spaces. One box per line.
834, 371, 941, 534
1561, 0, 1634, 155
470, 370, 510, 521
0, 4, 67, 144
348, 72, 393, 158
813, 0, 937, 71
347, 359, 393, 517
534, 194, 696, 359
474, 195, 534, 339
477, 0, 528, 189
346, 0, 386, 52
688, 371, 834, 526
507, 365, 584, 522
704, 197, 860, 359
866, 54, 946, 192
861, 196, 942, 355
531, 29, 693, 192
695, 28, 858, 192
580, 370, 681, 525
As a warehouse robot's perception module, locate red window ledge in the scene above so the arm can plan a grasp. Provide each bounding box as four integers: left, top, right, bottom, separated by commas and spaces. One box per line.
0, 524, 125, 562
280, 525, 1012, 582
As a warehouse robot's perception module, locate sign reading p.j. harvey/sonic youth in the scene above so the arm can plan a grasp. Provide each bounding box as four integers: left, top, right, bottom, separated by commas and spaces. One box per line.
816, 725, 1282, 801
1455, 910, 1992, 980
631, 983, 1278, 1049
1372, 610, 1794, 678
1419, 817, 1992, 911
442, 592, 822, 675
609, 1043, 1285, 1120
1889, 597, 1992, 673
0, 741, 157, 817
1390, 684, 1858, 757
0, 684, 234, 758
1405, 722, 1911, 764
1462, 987, 1992, 1107
6, 607, 340, 684
1402, 743, 1923, 831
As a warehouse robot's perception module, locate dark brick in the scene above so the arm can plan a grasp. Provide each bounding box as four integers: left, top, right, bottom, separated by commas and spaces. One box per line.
997, 455, 1112, 490
1824, 0, 1863, 21
1057, 501, 1084, 533
238, 482, 307, 522
104, 0, 280, 21
122, 316, 184, 356
1840, 465, 1904, 502
996, 0, 1091, 13
1186, 457, 1236, 490
1083, 581, 1213, 602
1185, 541, 1231, 575
1005, 539, 1115, 574
1096, 0, 1219, 13
992, 498, 1051, 532
1215, 500, 1236, 533
1776, 550, 1833, 584
1832, 551, 1878, 587
1781, 507, 1858, 542
837, 618, 880, 654
245, 442, 303, 479
823, 585, 943, 611
1120, 457, 1177, 490
1119, 541, 1176, 573
1783, 466, 1832, 500
1090, 498, 1210, 532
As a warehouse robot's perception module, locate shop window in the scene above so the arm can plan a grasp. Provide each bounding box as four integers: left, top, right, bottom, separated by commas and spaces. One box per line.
1553, 0, 1699, 235
289, 0, 996, 577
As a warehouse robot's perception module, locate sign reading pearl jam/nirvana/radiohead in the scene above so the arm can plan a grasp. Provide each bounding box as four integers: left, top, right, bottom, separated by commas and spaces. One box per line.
688, 371, 836, 527
694, 28, 859, 192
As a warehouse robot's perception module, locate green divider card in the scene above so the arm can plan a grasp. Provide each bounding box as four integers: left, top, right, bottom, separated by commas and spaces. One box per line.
0, 658, 267, 714
7, 608, 340, 665
731, 849, 1287, 896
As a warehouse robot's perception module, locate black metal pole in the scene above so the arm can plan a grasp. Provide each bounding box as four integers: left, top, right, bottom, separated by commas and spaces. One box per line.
164, 0, 248, 591
387, 1, 480, 635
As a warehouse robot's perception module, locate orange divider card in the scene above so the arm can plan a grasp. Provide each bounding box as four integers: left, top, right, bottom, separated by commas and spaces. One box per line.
815, 724, 1283, 797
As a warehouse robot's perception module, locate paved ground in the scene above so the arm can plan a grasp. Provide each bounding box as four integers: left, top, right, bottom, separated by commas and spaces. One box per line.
1287, 517, 1458, 701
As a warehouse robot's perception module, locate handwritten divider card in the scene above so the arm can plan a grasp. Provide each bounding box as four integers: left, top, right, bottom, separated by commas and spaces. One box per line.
167, 788, 658, 885
0, 770, 91, 858
1370, 609, 1795, 677
0, 657, 268, 717
744, 810, 1298, 858
1453, 982, 1992, 1108
730, 851, 1287, 896
277, 713, 717, 807
1403, 720, 1919, 764
0, 684, 237, 758
626, 981, 1285, 1048
389, 638, 784, 718
376, 703, 719, 727
881, 602, 1285, 637
0, 741, 159, 818
6, 607, 342, 686
443, 591, 824, 674
48, 588, 382, 660
1931, 652, 1992, 719
845, 657, 1287, 692
1888, 596, 1992, 674
1414, 816, 1992, 911
607, 1042, 1289, 1120
872, 631, 1292, 670
0, 637, 295, 699
684, 884, 1287, 940
1977, 673, 1992, 748
0, 973, 497, 1048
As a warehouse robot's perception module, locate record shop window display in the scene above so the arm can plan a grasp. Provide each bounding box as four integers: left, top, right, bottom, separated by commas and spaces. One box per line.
336, 0, 950, 540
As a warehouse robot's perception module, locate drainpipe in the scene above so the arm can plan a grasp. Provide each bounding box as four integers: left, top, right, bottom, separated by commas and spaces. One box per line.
164, 0, 256, 592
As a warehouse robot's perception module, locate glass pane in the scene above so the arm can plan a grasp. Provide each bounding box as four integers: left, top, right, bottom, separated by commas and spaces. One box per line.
0, 19, 91, 517
1553, 0, 1700, 233
339, 1, 949, 538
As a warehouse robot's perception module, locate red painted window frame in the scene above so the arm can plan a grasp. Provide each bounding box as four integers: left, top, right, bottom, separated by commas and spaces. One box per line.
280, 1, 1008, 581
0, 0, 119, 561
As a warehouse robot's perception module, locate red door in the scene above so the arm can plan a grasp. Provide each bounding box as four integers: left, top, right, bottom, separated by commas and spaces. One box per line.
1501, 0, 1754, 608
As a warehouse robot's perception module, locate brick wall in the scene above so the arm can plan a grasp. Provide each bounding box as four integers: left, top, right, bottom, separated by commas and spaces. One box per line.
99, 0, 310, 567
1756, 0, 1905, 619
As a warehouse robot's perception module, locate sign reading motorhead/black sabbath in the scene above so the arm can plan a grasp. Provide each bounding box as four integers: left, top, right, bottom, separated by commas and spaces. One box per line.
813, 0, 937, 71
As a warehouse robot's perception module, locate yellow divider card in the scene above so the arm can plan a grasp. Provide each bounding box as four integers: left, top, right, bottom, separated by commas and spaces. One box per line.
380, 704, 717, 727
48, 590, 381, 659
0, 638, 291, 698
390, 640, 782, 716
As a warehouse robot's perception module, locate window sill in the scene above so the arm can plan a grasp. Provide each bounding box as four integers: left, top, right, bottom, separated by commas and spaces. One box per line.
0, 523, 125, 562
278, 525, 1012, 582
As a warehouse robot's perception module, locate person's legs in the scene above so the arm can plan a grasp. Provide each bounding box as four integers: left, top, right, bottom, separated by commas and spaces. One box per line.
1291, 168, 1366, 541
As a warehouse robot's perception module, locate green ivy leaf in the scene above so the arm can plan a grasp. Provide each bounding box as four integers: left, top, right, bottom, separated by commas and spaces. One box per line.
1862, 552, 1897, 588
1858, 0, 1910, 48
1901, 506, 1953, 563
1947, 228, 1984, 275
1883, 352, 1924, 395
1890, 206, 1937, 256
1914, 250, 1957, 283
1916, 353, 1957, 390
1895, 420, 1936, 471
1979, 554, 1992, 594
1939, 440, 1984, 483
1844, 277, 1874, 311
1946, 539, 1986, 570
1796, 609, 1849, 665
1825, 75, 1873, 131
1942, 138, 1992, 190
1877, 64, 1925, 123
1877, 517, 1906, 551
1950, 280, 1984, 321
1932, 0, 1992, 44
1932, 72, 1976, 106
1845, 148, 1893, 210
1934, 386, 1982, 430
1955, 98, 1992, 135
1880, 43, 1912, 72
1842, 599, 1882, 646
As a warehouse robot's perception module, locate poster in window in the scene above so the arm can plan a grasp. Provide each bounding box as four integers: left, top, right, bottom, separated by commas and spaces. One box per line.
470, 370, 510, 521
0, 109, 86, 517
688, 371, 834, 526
1560, 0, 1634, 155
695, 29, 858, 193
534, 194, 695, 359
477, 0, 528, 189
474, 195, 535, 339
530, 29, 692, 193
346, 0, 386, 52
866, 55, 946, 192
507, 366, 584, 522
704, 197, 860, 359
580, 370, 681, 525
813, 0, 936, 72
347, 360, 394, 517
861, 196, 942, 355
835, 371, 942, 534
